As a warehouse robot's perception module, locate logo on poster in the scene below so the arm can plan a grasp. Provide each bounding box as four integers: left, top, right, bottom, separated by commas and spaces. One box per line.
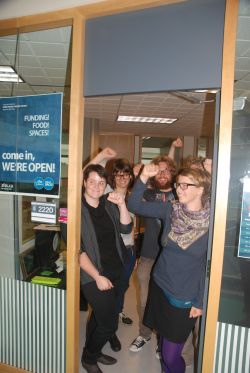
44, 177, 54, 191
34, 177, 44, 190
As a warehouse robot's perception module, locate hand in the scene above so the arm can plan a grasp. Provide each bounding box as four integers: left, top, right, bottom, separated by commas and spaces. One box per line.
100, 147, 117, 160
189, 306, 202, 318
133, 163, 143, 177
172, 137, 183, 148
203, 158, 212, 174
107, 191, 125, 206
96, 275, 113, 291
141, 163, 159, 180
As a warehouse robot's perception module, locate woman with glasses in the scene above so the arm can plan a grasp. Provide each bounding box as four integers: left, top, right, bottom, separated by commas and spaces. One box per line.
80, 164, 132, 373
128, 165, 211, 373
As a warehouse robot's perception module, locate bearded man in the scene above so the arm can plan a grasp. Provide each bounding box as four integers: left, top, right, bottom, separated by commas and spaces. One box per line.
129, 155, 177, 354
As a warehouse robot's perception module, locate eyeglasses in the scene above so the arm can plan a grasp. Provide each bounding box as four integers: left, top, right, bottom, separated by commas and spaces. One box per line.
157, 169, 171, 175
174, 182, 198, 190
115, 172, 130, 179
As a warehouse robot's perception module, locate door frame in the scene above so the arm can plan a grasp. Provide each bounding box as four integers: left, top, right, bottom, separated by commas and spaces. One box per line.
0, 0, 239, 372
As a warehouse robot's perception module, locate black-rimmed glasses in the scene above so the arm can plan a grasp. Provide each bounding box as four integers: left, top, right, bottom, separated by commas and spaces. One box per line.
174, 182, 198, 190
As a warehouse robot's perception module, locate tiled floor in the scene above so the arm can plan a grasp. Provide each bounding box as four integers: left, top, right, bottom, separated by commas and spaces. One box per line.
79, 273, 195, 373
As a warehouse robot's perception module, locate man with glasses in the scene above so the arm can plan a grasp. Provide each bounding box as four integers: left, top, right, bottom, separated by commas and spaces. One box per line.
129, 153, 178, 355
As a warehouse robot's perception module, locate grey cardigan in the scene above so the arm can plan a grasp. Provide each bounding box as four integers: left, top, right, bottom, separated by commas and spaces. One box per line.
80, 196, 133, 285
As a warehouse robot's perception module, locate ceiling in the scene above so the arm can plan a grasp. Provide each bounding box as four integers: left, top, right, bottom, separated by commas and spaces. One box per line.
0, 1, 249, 140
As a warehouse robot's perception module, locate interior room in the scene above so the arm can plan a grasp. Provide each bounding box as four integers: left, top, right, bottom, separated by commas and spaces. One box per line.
0, 1, 250, 372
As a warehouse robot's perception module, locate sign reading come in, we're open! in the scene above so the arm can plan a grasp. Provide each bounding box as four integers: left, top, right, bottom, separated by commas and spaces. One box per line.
0, 93, 62, 197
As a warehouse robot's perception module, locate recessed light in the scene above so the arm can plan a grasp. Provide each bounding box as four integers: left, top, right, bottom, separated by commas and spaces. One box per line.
117, 115, 177, 124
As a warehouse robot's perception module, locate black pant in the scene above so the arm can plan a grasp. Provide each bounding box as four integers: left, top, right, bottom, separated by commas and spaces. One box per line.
81, 276, 122, 364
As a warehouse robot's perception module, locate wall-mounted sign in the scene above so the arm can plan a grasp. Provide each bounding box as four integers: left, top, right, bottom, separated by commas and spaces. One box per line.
238, 177, 250, 259
31, 201, 56, 224
0, 93, 62, 197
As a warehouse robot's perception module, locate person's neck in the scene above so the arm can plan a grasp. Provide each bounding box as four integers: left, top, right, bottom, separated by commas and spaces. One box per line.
114, 186, 127, 196
185, 200, 202, 212
84, 193, 100, 208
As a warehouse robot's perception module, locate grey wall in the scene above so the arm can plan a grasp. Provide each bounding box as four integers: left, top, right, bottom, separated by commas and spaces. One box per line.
84, 0, 226, 96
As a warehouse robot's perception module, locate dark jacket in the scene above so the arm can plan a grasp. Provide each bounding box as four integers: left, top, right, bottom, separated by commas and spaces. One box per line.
80, 195, 133, 285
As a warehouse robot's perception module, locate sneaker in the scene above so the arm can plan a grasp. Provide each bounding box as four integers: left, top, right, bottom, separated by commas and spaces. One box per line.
155, 345, 161, 359
119, 312, 133, 325
129, 335, 151, 352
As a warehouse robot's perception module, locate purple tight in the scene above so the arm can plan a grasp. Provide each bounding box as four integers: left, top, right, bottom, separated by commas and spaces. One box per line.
161, 337, 185, 373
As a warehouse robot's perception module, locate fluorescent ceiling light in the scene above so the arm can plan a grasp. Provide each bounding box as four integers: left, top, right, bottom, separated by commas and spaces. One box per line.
194, 89, 218, 93
0, 66, 24, 83
117, 115, 177, 124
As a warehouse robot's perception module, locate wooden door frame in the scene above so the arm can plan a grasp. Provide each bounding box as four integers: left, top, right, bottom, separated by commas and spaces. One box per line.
0, 0, 239, 372
202, 0, 239, 371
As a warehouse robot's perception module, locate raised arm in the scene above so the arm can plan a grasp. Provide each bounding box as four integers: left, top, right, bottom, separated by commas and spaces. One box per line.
128, 164, 168, 220
107, 191, 132, 226
83, 147, 117, 171
168, 137, 183, 160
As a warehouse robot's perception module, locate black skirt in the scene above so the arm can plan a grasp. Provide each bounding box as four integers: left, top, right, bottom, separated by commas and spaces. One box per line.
143, 278, 198, 343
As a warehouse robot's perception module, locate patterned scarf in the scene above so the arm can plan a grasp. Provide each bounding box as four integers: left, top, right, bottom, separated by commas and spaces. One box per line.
168, 201, 210, 249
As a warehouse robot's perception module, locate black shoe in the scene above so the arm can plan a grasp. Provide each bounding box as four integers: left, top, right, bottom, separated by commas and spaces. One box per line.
81, 361, 103, 373
119, 312, 133, 325
109, 334, 121, 352
97, 353, 117, 365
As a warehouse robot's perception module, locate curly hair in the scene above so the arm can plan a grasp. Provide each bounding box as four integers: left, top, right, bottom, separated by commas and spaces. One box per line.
149, 155, 177, 188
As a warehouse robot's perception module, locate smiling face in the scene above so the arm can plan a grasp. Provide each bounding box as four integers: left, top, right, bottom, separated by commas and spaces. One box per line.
154, 161, 173, 190
114, 171, 132, 191
84, 171, 107, 206
176, 175, 204, 211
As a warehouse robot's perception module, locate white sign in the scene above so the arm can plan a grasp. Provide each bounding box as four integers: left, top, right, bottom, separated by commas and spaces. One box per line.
31, 201, 56, 224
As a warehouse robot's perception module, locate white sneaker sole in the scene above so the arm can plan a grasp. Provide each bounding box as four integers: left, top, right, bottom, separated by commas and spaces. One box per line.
129, 339, 151, 352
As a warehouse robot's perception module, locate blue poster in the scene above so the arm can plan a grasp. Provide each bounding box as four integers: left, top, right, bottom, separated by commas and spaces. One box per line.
238, 178, 250, 259
0, 93, 62, 197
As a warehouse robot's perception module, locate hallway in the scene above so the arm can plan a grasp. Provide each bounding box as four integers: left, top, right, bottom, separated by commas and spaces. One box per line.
79, 273, 195, 373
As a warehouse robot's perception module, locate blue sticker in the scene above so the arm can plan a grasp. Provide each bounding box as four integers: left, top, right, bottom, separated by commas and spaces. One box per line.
44, 177, 54, 191
34, 177, 44, 190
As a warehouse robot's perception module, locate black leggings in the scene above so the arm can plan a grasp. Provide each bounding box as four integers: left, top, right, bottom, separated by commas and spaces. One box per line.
81, 276, 122, 364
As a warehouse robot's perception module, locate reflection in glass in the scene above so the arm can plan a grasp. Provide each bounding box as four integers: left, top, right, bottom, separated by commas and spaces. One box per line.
218, 0, 250, 327
0, 26, 72, 290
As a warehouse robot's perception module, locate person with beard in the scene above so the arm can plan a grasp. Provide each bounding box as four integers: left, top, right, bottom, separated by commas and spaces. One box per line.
129, 154, 177, 354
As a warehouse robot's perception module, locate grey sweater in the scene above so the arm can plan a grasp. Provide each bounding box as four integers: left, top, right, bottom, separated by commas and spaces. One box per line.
80, 195, 133, 285
128, 179, 208, 309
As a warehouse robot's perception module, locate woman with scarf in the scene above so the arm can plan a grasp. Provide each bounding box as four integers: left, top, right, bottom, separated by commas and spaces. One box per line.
127, 164, 211, 373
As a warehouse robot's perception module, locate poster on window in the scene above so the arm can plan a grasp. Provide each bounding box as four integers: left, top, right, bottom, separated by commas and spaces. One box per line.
0, 93, 62, 197
238, 177, 250, 259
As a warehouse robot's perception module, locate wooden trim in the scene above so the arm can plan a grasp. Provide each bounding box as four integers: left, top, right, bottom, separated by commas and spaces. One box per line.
66, 14, 85, 373
202, 0, 239, 372
0, 364, 31, 373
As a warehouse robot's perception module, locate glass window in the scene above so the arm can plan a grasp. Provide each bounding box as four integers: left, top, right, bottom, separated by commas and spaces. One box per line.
0, 26, 72, 289
218, 1, 250, 328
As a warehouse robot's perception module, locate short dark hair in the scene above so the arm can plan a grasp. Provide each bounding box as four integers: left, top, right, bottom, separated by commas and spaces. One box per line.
109, 158, 134, 190
83, 164, 108, 183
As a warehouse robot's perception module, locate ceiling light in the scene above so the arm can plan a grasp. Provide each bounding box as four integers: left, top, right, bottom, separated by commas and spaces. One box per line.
0, 66, 24, 83
117, 115, 177, 124
194, 89, 218, 93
